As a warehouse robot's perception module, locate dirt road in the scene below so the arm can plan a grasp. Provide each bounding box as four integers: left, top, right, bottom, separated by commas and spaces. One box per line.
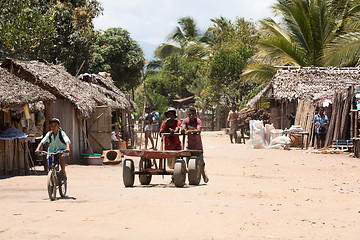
1, 132, 360, 240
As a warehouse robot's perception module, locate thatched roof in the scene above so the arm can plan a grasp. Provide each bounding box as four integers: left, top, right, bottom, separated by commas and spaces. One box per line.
0, 67, 55, 107
1, 58, 119, 118
78, 73, 137, 110
247, 67, 360, 107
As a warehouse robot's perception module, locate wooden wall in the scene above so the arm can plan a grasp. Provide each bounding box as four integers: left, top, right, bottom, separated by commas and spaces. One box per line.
50, 99, 82, 163
86, 106, 112, 154
0, 139, 29, 175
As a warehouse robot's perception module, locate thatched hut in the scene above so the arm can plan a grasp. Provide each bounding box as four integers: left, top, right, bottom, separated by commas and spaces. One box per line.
0, 67, 56, 175
247, 67, 360, 128
1, 58, 134, 162
78, 73, 137, 151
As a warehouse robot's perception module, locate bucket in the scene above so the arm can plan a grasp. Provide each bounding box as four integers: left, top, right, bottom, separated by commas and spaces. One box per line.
87, 155, 104, 165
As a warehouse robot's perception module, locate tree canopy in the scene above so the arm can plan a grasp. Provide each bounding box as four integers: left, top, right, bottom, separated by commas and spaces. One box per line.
88, 28, 145, 91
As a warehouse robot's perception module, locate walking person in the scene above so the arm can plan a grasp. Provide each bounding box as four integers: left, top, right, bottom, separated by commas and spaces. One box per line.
181, 107, 209, 183
227, 106, 238, 144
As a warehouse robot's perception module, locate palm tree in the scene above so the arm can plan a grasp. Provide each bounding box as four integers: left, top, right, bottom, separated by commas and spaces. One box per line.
154, 17, 211, 60
243, 0, 360, 82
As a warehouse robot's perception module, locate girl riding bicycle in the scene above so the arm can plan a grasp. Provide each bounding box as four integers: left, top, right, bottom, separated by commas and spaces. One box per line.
35, 118, 71, 179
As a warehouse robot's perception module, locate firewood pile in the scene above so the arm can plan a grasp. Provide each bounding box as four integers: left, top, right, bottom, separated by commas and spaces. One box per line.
239, 109, 271, 125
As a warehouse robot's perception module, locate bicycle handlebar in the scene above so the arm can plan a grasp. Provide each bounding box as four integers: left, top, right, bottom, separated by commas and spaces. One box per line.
39, 150, 65, 156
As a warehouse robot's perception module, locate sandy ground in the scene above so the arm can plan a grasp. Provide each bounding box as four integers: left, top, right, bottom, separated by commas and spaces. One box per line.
1, 132, 360, 240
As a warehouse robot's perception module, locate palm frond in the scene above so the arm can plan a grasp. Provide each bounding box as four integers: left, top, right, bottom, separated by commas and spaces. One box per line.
184, 41, 210, 59
154, 43, 182, 60
324, 31, 360, 66
258, 36, 310, 66
242, 62, 276, 84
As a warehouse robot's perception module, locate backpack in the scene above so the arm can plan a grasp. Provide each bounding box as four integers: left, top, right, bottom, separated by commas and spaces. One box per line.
48, 129, 66, 144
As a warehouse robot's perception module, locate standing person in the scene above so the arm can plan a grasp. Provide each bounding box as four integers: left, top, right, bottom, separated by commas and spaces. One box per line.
160, 107, 182, 177
35, 118, 71, 180
144, 106, 155, 149
288, 112, 295, 127
227, 106, 238, 144
312, 107, 329, 149
151, 107, 160, 133
181, 106, 209, 183
160, 107, 182, 151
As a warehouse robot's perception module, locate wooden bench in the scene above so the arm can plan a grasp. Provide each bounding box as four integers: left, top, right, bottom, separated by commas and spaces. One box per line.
331, 140, 353, 151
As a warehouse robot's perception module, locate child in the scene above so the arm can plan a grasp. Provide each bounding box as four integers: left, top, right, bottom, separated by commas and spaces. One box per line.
144, 106, 155, 149
35, 118, 71, 179
181, 107, 209, 183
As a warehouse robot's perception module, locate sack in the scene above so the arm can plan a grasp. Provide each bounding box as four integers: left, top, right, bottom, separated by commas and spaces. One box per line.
250, 120, 265, 149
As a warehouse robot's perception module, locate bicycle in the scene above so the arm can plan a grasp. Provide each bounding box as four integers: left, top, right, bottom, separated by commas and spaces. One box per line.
39, 150, 67, 201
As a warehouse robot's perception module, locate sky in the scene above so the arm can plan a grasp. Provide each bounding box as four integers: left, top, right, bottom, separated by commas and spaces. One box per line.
93, 0, 277, 60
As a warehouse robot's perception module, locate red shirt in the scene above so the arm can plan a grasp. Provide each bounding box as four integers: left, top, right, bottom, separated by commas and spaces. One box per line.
182, 117, 203, 150
160, 120, 182, 150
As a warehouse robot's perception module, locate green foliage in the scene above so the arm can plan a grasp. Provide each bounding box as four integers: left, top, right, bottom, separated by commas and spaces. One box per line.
0, 0, 103, 75
0, 0, 57, 60
89, 28, 145, 91
204, 17, 259, 107
48, 0, 103, 74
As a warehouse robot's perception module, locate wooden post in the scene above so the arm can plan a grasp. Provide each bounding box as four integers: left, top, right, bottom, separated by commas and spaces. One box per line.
139, 95, 146, 149
24, 141, 30, 175
115, 111, 120, 149
356, 111, 358, 137
43, 101, 51, 135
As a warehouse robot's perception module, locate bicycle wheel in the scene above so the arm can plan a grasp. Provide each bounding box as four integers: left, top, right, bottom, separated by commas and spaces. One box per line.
47, 170, 56, 201
59, 172, 67, 197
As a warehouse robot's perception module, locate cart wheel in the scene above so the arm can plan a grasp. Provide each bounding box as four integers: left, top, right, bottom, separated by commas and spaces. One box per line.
173, 159, 186, 187
188, 157, 201, 185
47, 170, 56, 201
123, 159, 135, 187
139, 159, 152, 185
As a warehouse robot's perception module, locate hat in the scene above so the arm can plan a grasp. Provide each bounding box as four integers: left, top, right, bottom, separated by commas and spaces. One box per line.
49, 118, 61, 125
164, 107, 177, 118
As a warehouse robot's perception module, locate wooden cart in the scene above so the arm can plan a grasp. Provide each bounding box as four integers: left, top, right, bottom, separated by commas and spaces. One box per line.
120, 149, 203, 187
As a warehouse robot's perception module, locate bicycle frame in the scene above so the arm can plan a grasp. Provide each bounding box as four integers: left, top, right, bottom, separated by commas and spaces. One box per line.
40, 150, 66, 200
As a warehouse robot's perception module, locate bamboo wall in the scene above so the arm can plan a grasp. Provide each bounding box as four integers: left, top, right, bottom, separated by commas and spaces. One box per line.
50, 99, 82, 163
0, 139, 30, 175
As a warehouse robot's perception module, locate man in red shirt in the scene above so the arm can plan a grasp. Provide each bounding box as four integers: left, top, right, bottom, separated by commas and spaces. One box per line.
181, 107, 209, 183
160, 107, 182, 150
160, 107, 182, 173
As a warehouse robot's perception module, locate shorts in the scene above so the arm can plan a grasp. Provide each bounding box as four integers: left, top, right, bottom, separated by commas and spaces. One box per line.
229, 121, 238, 135
144, 124, 152, 132
152, 123, 159, 132
48, 154, 60, 166
316, 133, 326, 141
47, 150, 68, 165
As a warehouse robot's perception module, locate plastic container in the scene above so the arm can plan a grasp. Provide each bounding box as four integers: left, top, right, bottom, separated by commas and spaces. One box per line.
87, 155, 104, 165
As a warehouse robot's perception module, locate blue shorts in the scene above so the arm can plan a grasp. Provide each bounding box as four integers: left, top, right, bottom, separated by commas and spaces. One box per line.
48, 154, 60, 166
